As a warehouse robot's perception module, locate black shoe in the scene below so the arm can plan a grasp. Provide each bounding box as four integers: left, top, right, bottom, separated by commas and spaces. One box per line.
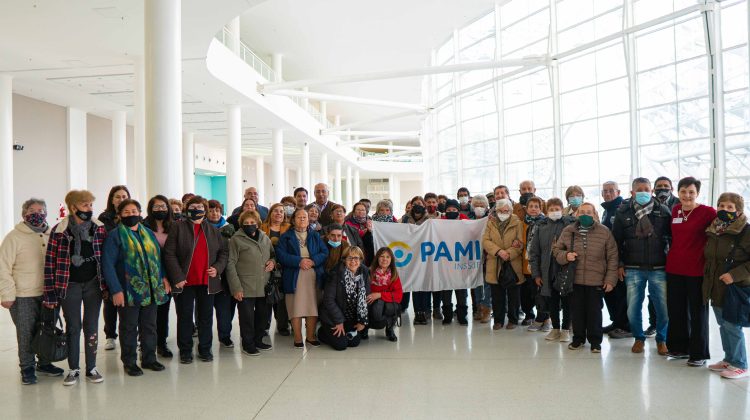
142, 361, 166, 371
21, 367, 37, 385
568, 341, 584, 350
197, 352, 213, 362
386, 327, 398, 342
124, 364, 144, 377
256, 342, 273, 351
293, 341, 304, 349
36, 363, 64, 377
277, 328, 291, 336
667, 351, 690, 360
219, 337, 234, 348
521, 317, 533, 326
457, 313, 468, 326
242, 346, 260, 356
305, 339, 321, 347
608, 328, 633, 339
602, 323, 616, 334
360, 329, 369, 340
179, 353, 194, 364
687, 359, 706, 367
644, 326, 657, 338
442, 316, 453, 325
157, 345, 173, 358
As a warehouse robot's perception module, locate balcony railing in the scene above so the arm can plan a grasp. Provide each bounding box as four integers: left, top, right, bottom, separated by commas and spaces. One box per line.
216, 27, 277, 82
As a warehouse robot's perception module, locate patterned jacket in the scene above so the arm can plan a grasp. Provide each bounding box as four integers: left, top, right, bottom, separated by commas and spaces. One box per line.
43, 216, 108, 306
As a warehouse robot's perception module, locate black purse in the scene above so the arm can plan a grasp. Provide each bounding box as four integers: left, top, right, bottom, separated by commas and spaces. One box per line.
32, 308, 68, 363
554, 232, 576, 296
265, 268, 285, 305
498, 260, 517, 288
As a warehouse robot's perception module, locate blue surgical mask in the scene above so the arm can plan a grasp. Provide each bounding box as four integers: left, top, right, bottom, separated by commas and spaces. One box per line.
634, 192, 652, 206
569, 196, 583, 207
328, 240, 342, 248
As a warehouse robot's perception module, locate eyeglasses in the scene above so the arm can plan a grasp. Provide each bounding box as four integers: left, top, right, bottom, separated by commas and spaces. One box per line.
346, 257, 361, 262
152, 205, 168, 211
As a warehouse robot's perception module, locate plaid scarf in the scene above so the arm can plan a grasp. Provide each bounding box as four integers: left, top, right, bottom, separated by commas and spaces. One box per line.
634, 200, 655, 239
117, 224, 168, 307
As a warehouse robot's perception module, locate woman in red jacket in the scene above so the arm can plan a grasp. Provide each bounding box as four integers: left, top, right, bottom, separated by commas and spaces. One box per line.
365, 247, 403, 342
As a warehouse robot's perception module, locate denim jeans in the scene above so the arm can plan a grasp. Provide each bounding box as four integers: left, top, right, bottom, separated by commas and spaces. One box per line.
625, 269, 668, 342
473, 283, 492, 307
713, 307, 747, 370
61, 279, 102, 372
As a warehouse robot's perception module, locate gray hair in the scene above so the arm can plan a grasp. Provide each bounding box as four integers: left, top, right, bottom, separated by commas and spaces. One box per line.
602, 181, 619, 190
495, 198, 512, 211
471, 194, 489, 208
631, 177, 651, 190
22, 198, 47, 216
376, 199, 393, 213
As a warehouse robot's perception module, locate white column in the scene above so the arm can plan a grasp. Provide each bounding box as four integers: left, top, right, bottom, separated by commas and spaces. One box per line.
302, 142, 310, 191
0, 75, 14, 237
334, 159, 342, 204
112, 110, 127, 185
296, 169, 302, 190
354, 169, 361, 202
272, 129, 284, 202
345, 165, 353, 210
301, 87, 309, 110
319, 101, 327, 126
183, 132, 195, 194
255, 156, 265, 205
319, 152, 329, 185
272, 53, 283, 82
145, 0, 182, 199
226, 106, 242, 211
133, 57, 147, 201
389, 173, 399, 217
67, 107, 87, 190
227, 17, 240, 55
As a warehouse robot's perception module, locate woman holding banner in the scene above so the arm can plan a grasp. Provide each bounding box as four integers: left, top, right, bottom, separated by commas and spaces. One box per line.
482, 198, 525, 331
402, 196, 430, 325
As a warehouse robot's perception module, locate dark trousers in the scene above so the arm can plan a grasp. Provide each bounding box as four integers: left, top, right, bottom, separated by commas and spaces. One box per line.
156, 295, 171, 346
174, 285, 214, 356
214, 290, 237, 340
666, 273, 710, 359
490, 283, 520, 324
61, 279, 102, 372
318, 322, 361, 351
103, 297, 118, 339
265, 298, 289, 333
237, 297, 269, 351
521, 275, 536, 320
432, 291, 441, 312
400, 292, 411, 312
412, 291, 431, 312
548, 290, 571, 330
441, 289, 468, 318
571, 285, 604, 346
8, 296, 49, 370
603, 280, 629, 330
118, 303, 157, 366
367, 300, 399, 329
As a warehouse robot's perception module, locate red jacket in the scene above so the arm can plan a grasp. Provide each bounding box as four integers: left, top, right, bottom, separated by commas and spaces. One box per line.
371, 274, 403, 303
441, 214, 469, 220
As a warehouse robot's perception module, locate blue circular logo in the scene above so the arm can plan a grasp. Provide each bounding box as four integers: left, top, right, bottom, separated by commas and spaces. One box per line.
388, 241, 413, 267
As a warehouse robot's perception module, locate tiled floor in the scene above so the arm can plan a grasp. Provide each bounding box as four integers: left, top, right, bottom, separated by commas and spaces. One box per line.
0, 307, 748, 420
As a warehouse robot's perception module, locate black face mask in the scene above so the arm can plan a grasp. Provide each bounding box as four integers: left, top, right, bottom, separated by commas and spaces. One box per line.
717, 210, 738, 223
655, 189, 671, 201
242, 225, 258, 237
152, 211, 168, 221
75, 210, 93, 221
412, 204, 426, 215
173, 212, 183, 221
519, 193, 534, 206
445, 211, 459, 220
187, 209, 205, 221
437, 203, 446, 213
121, 215, 140, 228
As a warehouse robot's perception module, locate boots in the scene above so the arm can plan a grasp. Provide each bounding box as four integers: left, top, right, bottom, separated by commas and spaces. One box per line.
385, 326, 398, 342
456, 306, 469, 326
479, 305, 492, 324
442, 308, 454, 325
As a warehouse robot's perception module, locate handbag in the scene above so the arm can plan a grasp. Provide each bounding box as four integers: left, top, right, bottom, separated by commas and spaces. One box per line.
722, 224, 750, 327
554, 232, 576, 296
498, 260, 517, 288
265, 268, 285, 305
32, 307, 68, 363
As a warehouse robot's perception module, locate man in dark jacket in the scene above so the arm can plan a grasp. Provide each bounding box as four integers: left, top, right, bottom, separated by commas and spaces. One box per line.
612, 177, 672, 356
232, 187, 269, 221
601, 181, 623, 230
600, 181, 630, 337
313, 183, 338, 228
654, 176, 679, 211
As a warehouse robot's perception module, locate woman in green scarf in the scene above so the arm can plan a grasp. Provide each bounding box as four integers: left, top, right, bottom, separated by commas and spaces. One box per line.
102, 199, 169, 377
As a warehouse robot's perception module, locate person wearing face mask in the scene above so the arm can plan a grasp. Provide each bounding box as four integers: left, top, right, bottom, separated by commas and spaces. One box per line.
437, 195, 448, 214
482, 199, 525, 330
553, 203, 619, 353
43, 190, 107, 386
456, 188, 473, 218
612, 178, 672, 356
169, 198, 184, 222
228, 198, 258, 231
102, 199, 169, 377
344, 202, 374, 266
324, 224, 350, 272
486, 192, 496, 212
468, 195, 493, 323
654, 176, 679, 211
522, 197, 549, 331
439, 200, 470, 325
599, 182, 631, 339
261, 204, 291, 337
372, 200, 397, 223
0, 198, 66, 385
529, 198, 576, 342
703, 193, 750, 379
163, 195, 229, 364
280, 196, 297, 222
226, 210, 276, 356
424, 192, 444, 319
142, 195, 176, 358
513, 180, 546, 221
402, 196, 431, 324
207, 200, 238, 349
563, 185, 585, 216
98, 185, 131, 352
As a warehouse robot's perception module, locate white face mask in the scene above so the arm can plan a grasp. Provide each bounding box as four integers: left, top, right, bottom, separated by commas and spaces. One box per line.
458, 196, 469, 205
548, 211, 563, 221
497, 213, 510, 222
474, 207, 487, 217
284, 206, 295, 216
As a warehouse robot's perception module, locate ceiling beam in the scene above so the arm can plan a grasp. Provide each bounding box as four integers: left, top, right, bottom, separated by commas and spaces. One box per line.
321, 110, 424, 133
324, 130, 420, 137
349, 144, 421, 151
269, 89, 428, 111
338, 135, 419, 146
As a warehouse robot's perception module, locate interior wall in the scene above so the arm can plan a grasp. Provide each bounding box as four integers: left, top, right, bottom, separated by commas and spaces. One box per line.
87, 114, 115, 216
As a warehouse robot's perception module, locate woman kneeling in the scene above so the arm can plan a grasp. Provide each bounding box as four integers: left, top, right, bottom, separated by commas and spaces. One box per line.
365, 247, 403, 342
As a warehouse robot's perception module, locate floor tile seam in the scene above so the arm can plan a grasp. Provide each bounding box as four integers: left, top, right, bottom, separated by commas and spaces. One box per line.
251, 350, 306, 419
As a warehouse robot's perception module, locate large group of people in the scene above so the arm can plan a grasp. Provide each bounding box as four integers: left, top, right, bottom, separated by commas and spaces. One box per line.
0, 176, 749, 387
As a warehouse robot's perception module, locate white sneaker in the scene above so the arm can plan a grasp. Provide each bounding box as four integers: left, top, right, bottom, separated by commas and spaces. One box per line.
63, 369, 80, 386
559, 329, 571, 342
105, 338, 116, 351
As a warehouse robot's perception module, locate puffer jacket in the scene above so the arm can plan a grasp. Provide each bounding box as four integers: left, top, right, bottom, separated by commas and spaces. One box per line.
553, 221, 619, 288
482, 214, 524, 285
528, 216, 576, 297
0, 222, 49, 301
319, 262, 371, 327
703, 215, 750, 307
226, 230, 275, 298
611, 199, 672, 269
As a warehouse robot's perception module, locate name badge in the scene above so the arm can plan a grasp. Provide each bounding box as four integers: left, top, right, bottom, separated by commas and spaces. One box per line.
673, 217, 683, 224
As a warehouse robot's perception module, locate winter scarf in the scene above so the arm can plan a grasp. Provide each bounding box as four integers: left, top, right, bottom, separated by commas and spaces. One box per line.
117, 224, 168, 307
